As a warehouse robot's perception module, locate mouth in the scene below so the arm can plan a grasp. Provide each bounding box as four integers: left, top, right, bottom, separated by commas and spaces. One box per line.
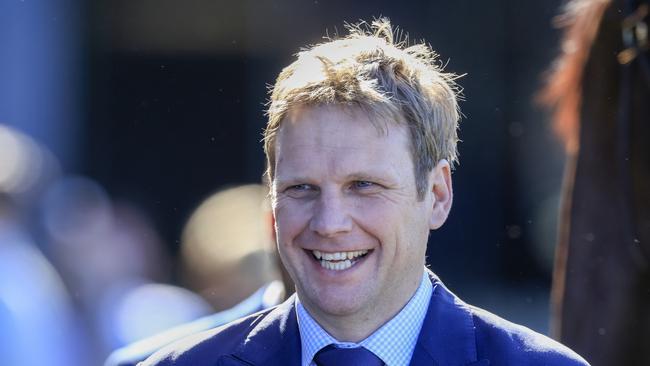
308, 249, 371, 271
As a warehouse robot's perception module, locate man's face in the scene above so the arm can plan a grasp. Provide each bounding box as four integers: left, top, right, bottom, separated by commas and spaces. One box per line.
271, 104, 448, 332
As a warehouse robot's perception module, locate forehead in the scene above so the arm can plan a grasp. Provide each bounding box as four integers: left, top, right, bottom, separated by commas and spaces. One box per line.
273, 104, 413, 180
277, 104, 401, 150
283, 103, 408, 138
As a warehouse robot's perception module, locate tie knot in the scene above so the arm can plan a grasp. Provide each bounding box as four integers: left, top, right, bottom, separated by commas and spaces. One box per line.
313, 345, 384, 366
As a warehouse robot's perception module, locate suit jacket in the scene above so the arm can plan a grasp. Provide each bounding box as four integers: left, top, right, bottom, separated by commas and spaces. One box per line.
140, 272, 590, 366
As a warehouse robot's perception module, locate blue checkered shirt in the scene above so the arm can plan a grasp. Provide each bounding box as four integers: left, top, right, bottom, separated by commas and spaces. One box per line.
296, 270, 432, 366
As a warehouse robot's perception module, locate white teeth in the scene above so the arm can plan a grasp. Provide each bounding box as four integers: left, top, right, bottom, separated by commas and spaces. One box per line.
312, 250, 369, 271
312, 250, 368, 261
320, 259, 352, 271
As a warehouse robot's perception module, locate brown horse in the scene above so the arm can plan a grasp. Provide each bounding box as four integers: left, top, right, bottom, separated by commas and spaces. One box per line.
541, 0, 650, 364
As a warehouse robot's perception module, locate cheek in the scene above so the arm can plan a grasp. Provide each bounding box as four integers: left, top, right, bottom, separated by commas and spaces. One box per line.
353, 199, 403, 240
355, 199, 429, 252
274, 202, 311, 242
355, 194, 414, 221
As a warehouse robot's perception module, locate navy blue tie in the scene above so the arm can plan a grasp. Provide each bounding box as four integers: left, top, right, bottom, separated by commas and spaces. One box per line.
313, 345, 384, 366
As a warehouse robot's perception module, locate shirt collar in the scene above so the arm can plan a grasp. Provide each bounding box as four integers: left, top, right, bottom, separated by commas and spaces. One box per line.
296, 270, 432, 366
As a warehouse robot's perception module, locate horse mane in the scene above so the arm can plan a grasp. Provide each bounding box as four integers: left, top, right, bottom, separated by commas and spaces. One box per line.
538, 0, 612, 155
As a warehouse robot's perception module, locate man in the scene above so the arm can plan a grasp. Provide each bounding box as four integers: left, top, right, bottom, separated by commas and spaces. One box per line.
141, 19, 589, 366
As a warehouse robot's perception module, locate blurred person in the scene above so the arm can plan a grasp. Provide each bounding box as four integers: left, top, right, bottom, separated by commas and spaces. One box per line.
540, 0, 650, 364
105, 184, 285, 366
40, 177, 170, 293
0, 203, 82, 366
105, 282, 284, 366
0, 298, 17, 365
96, 202, 214, 350
0, 125, 89, 366
0, 122, 61, 207
0, 211, 87, 366
104, 282, 213, 345
179, 184, 282, 310
142, 19, 589, 366
40, 176, 185, 360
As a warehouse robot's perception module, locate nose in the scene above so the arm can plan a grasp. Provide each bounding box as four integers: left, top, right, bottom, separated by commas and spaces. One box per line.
309, 191, 352, 237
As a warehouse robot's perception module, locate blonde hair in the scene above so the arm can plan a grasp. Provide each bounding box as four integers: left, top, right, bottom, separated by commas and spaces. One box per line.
263, 18, 462, 199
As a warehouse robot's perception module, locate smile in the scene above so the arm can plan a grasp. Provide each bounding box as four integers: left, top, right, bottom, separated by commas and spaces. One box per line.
310, 249, 370, 271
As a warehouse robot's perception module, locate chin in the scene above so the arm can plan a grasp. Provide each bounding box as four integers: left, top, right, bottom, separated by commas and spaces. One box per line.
303, 285, 371, 318
320, 298, 363, 316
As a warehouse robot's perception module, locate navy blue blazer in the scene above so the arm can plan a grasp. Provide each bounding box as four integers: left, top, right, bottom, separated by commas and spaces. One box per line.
140, 272, 589, 366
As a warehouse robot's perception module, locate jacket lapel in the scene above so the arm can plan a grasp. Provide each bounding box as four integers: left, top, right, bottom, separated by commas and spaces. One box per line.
218, 272, 491, 366
409, 271, 491, 366
218, 295, 302, 366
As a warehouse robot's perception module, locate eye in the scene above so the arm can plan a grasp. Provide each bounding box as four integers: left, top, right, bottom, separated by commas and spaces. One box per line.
284, 184, 318, 198
352, 181, 376, 189
288, 184, 312, 191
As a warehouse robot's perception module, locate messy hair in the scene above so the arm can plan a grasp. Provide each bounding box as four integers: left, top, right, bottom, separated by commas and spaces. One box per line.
263, 18, 462, 199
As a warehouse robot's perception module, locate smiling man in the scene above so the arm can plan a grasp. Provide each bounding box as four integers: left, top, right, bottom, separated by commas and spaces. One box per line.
141, 19, 589, 366
271, 104, 446, 350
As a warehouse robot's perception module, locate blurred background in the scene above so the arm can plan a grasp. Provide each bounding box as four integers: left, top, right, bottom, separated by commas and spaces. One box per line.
0, 0, 569, 365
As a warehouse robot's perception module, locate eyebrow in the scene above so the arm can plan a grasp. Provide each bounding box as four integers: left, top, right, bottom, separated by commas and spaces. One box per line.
274, 172, 394, 186
346, 173, 391, 183
273, 176, 314, 187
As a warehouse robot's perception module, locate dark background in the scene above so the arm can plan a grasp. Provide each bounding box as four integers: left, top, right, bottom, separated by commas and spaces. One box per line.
1, 0, 567, 333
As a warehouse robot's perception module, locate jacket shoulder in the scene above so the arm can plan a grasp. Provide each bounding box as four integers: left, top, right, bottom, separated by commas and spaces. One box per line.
137, 307, 275, 366
470, 305, 590, 366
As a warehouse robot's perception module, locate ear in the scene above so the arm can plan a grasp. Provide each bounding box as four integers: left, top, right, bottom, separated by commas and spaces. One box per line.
428, 159, 453, 230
